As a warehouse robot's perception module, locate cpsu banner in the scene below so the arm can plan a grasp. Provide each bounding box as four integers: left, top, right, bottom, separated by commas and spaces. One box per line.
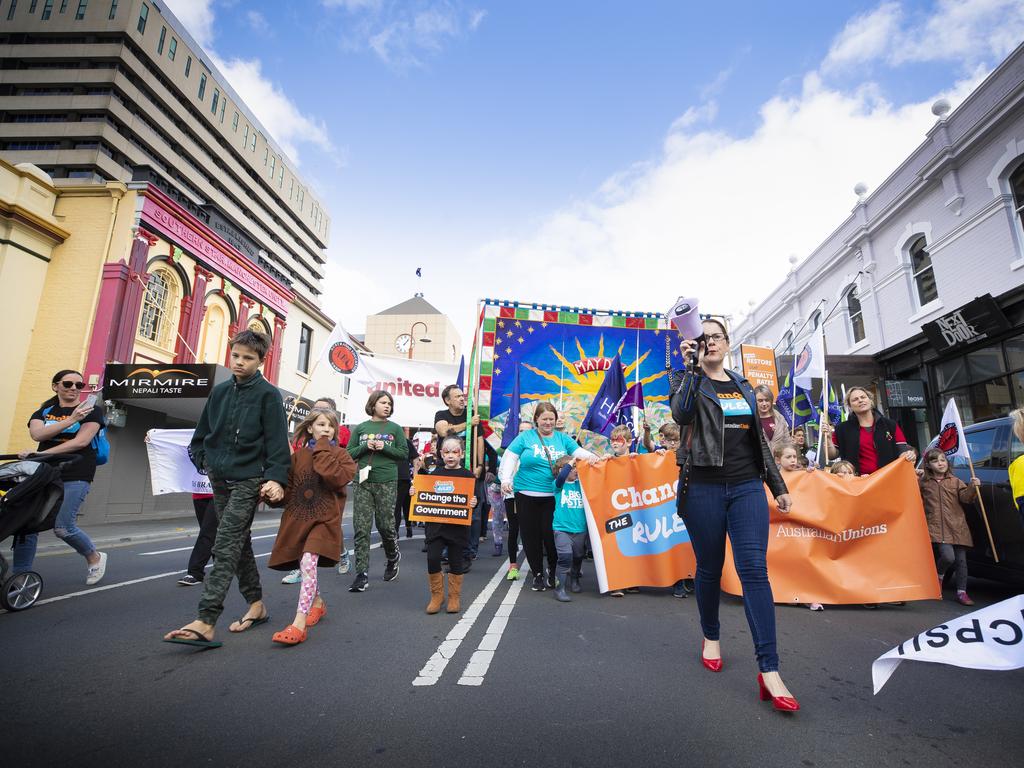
348, 355, 459, 429
577, 452, 696, 593
872, 594, 1024, 694
408, 473, 475, 525
720, 460, 940, 605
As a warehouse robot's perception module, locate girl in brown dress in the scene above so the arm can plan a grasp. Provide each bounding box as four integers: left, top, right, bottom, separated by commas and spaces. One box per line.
269, 408, 356, 645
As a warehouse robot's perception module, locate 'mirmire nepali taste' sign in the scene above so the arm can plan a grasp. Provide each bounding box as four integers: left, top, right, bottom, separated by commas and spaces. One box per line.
104, 364, 216, 399
409, 473, 475, 525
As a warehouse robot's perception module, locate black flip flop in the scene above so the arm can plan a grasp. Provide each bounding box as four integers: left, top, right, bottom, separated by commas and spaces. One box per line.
230, 614, 270, 633
162, 628, 223, 649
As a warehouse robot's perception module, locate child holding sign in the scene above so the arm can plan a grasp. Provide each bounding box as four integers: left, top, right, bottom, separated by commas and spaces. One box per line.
268, 409, 356, 645
552, 455, 586, 602
421, 437, 477, 614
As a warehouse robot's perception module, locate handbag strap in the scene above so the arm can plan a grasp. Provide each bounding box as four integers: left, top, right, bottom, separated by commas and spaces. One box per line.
537, 431, 558, 476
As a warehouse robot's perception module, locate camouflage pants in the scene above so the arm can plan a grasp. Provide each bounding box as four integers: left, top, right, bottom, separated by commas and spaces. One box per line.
353, 480, 398, 574
197, 478, 262, 625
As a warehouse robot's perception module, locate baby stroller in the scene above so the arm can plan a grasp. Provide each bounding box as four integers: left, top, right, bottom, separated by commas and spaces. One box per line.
0, 454, 75, 611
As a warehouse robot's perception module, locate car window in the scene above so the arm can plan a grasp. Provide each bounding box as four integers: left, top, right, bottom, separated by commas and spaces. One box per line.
1011, 430, 1024, 462
960, 428, 996, 469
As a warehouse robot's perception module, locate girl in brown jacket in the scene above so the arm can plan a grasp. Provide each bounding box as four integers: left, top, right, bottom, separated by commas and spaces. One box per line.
269, 408, 356, 645
919, 448, 981, 606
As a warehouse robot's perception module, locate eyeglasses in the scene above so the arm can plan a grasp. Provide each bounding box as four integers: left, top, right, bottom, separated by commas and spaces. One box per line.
59, 381, 86, 390
705, 333, 728, 343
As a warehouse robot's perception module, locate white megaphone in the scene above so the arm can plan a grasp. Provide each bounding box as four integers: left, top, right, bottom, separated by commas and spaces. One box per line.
667, 297, 703, 339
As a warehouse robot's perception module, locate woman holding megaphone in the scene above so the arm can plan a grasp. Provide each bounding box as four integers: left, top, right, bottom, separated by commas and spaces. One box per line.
671, 314, 800, 713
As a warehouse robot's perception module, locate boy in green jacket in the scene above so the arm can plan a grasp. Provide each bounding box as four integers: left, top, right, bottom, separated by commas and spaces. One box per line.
164, 330, 290, 648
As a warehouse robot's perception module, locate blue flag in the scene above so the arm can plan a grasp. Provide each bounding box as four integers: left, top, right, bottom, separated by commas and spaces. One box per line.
455, 355, 465, 390
821, 382, 842, 423
501, 364, 521, 449
602, 380, 645, 436
580, 353, 627, 438
776, 364, 819, 429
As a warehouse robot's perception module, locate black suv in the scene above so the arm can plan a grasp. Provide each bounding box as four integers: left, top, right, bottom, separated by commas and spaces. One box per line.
949, 416, 1024, 584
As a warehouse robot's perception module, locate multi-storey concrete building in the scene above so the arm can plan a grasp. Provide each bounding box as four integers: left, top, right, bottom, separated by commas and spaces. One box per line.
730, 42, 1024, 450
0, 1, 340, 520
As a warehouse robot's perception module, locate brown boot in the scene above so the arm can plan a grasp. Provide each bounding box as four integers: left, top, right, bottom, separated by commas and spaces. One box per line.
426, 572, 444, 614
446, 573, 464, 614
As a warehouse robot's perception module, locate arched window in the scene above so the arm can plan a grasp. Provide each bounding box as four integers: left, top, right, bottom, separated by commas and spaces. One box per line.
199, 301, 228, 364
909, 236, 938, 306
847, 286, 865, 343
248, 316, 271, 338
138, 267, 180, 349
1011, 162, 1024, 233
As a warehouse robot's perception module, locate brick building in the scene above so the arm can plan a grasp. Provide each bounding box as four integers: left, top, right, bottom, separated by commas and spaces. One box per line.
0, 2, 340, 519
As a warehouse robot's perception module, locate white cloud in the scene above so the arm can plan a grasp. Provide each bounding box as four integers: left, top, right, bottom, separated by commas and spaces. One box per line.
467, 70, 983, 326
822, 2, 902, 71
211, 56, 337, 164
163, 0, 336, 166
164, 0, 217, 49
245, 10, 270, 35
824, 0, 1024, 72
326, 1, 485, 67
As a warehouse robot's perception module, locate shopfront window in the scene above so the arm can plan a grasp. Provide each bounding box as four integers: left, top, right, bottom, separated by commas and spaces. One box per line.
968, 377, 1011, 425
935, 357, 969, 391
137, 268, 179, 349
968, 346, 1006, 380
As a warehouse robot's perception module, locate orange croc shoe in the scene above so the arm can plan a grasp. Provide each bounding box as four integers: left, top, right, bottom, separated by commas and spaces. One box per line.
272, 624, 308, 645
306, 601, 327, 627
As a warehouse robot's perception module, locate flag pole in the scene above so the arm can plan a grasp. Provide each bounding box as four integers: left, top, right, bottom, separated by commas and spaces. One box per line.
464, 301, 485, 471
559, 336, 565, 412
966, 454, 999, 563
817, 367, 829, 467
287, 355, 323, 424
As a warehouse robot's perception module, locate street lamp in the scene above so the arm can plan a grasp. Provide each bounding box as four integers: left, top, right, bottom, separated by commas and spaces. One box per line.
408, 321, 431, 359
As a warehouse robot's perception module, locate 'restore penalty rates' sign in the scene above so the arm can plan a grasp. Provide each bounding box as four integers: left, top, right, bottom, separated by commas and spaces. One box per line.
577, 452, 697, 593
409, 473, 475, 526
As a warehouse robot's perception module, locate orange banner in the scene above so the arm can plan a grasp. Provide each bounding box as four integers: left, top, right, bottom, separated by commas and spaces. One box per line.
578, 453, 696, 593
721, 460, 940, 604
740, 344, 778, 396
409, 474, 475, 526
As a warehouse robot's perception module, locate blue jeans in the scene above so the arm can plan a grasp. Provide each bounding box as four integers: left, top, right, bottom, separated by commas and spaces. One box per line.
12, 480, 96, 573
681, 479, 779, 673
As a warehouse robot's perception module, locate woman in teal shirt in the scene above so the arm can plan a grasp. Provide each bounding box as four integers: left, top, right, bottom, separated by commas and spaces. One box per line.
499, 402, 597, 592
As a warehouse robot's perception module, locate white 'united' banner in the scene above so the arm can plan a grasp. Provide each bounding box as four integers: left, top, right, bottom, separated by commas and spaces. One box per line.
347, 356, 460, 429
872, 594, 1024, 694
145, 428, 211, 495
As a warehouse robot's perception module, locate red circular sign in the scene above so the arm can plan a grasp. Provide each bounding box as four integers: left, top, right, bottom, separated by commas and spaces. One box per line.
329, 342, 358, 374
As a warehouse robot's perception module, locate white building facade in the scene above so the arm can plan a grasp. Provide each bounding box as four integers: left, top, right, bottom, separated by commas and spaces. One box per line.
731, 43, 1024, 450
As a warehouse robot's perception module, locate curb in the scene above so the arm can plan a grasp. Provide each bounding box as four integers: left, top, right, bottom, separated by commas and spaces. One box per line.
34, 520, 281, 555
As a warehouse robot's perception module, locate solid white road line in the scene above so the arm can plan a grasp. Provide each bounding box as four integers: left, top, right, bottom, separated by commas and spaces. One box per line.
139, 533, 278, 556
412, 560, 509, 686
457, 571, 527, 686
29, 570, 185, 608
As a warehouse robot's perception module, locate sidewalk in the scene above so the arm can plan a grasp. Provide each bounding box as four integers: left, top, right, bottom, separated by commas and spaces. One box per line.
32, 509, 283, 555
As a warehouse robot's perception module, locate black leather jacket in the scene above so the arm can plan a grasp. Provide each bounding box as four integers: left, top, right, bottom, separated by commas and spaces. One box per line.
669, 367, 788, 499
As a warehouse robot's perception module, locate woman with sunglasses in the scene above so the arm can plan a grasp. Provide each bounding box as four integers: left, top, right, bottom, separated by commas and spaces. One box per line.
13, 369, 108, 585
672, 321, 799, 712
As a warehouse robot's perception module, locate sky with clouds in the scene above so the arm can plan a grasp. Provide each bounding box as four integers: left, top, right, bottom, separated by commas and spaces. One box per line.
162, 0, 1024, 351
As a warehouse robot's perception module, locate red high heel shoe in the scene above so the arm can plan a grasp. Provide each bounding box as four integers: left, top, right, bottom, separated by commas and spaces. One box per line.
758, 673, 800, 712
701, 639, 723, 673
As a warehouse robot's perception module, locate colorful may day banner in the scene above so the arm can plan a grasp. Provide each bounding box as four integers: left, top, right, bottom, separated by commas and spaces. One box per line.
577, 452, 697, 593
476, 299, 679, 449
720, 460, 940, 605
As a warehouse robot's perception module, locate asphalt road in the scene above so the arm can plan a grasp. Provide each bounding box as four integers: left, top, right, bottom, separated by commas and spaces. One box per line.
2, 517, 1022, 768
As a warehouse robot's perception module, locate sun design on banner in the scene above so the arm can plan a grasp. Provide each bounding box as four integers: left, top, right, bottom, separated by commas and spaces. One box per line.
517, 334, 669, 403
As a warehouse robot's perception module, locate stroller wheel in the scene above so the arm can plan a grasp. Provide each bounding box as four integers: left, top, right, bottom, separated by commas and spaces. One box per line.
1, 570, 43, 611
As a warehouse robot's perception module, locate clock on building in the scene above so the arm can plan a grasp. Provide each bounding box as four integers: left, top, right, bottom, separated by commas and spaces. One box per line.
395, 333, 413, 353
